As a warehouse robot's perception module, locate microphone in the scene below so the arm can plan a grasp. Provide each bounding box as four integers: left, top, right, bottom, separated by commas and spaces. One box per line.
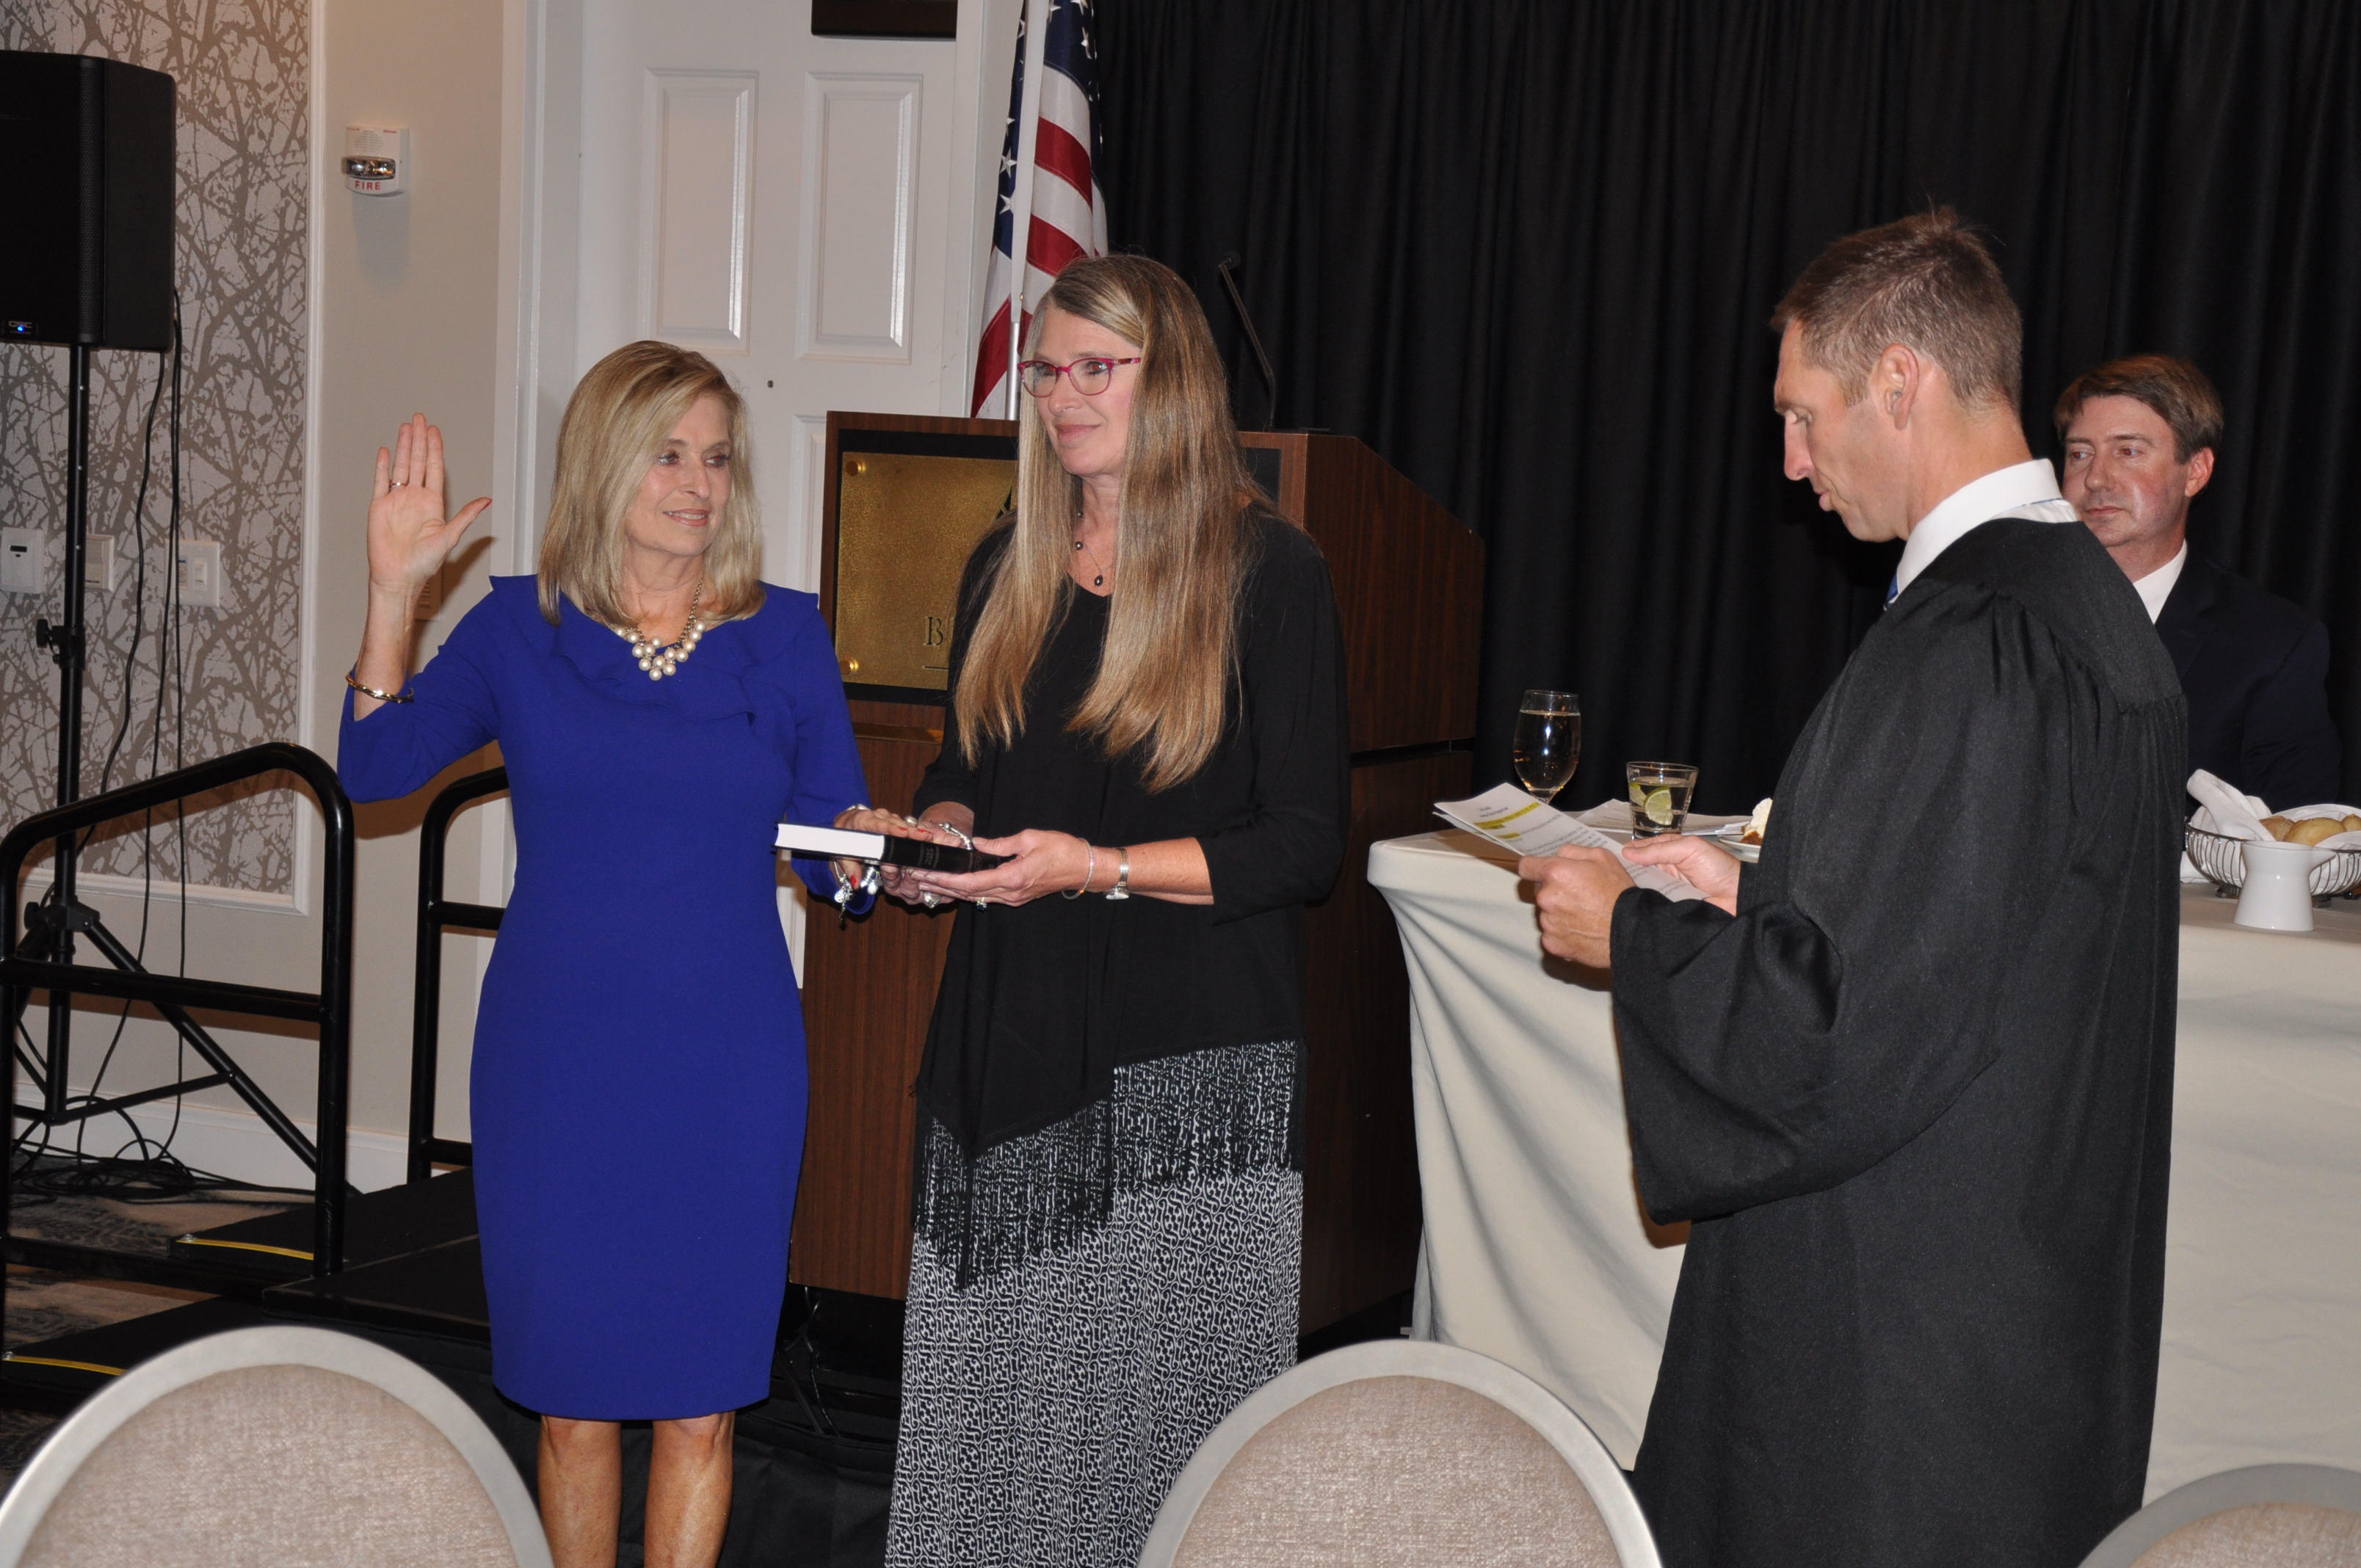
1216, 253, 1279, 432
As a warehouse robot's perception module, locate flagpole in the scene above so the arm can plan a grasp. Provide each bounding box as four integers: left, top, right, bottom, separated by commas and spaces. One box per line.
1006, 0, 1048, 420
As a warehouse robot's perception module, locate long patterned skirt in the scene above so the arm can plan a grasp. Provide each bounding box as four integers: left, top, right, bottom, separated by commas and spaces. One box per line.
883, 1039, 1305, 1568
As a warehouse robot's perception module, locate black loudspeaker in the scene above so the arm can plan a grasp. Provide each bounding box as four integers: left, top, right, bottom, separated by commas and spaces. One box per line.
0, 51, 175, 352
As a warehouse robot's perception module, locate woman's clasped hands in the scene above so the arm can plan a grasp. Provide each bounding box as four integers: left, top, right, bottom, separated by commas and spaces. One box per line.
912, 828, 1103, 908
833, 805, 1104, 909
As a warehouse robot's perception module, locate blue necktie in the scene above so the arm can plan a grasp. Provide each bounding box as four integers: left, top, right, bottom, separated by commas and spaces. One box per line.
1885, 573, 1900, 609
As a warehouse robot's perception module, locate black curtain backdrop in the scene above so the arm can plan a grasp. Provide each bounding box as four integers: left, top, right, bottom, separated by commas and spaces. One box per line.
1095, 0, 2361, 813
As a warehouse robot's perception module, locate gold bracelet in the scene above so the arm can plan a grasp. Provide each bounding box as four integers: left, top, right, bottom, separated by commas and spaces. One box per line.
346, 670, 416, 705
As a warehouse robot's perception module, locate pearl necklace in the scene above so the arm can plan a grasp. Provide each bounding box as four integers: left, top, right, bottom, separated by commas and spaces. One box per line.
616, 583, 705, 680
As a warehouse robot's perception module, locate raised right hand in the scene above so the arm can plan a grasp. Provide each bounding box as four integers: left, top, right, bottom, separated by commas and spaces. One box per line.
370, 413, 490, 595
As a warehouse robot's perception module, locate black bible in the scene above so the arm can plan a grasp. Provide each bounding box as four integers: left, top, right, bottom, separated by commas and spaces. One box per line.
774, 823, 1009, 873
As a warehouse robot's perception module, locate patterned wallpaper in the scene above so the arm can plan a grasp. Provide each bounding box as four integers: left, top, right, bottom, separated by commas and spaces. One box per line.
0, 0, 308, 896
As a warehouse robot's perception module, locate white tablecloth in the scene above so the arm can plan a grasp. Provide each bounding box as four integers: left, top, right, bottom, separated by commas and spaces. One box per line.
1372, 829, 2361, 1498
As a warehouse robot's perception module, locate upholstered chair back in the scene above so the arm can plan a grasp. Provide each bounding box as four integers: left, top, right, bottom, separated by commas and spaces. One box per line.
0, 1327, 551, 1568
1139, 1340, 1658, 1568
2080, 1465, 2361, 1568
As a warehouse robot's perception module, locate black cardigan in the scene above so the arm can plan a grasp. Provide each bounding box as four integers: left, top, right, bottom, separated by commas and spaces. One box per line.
910, 510, 1351, 1157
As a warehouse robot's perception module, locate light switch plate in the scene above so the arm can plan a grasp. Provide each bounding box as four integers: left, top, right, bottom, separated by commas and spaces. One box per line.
176, 540, 222, 610
0, 529, 43, 594
84, 534, 119, 592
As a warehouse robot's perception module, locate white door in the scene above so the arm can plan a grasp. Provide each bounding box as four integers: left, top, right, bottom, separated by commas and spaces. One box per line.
564, 0, 1007, 594
492, 0, 1015, 971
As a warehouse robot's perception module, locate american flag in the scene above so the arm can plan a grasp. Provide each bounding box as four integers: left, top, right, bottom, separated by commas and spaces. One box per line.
970, 0, 1110, 416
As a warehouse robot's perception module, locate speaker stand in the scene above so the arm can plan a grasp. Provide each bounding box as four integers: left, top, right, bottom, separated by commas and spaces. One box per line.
6, 341, 339, 1189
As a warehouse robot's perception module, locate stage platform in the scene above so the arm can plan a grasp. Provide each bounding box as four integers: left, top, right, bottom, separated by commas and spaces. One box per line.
166, 1166, 481, 1282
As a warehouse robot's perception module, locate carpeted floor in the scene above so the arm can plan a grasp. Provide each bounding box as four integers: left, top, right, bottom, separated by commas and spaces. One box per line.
7, 1175, 299, 1261
0, 1268, 214, 1483
0, 1165, 300, 1488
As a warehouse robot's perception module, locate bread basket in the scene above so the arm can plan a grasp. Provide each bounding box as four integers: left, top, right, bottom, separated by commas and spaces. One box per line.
2186, 805, 2361, 898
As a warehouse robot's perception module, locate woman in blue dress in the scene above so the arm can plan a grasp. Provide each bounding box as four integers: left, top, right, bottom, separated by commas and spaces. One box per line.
337, 341, 871, 1568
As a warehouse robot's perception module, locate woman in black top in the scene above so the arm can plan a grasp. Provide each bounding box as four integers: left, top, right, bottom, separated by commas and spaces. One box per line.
863, 255, 1349, 1565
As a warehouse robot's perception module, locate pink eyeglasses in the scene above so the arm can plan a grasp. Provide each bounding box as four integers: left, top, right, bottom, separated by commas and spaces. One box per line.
1016, 356, 1144, 396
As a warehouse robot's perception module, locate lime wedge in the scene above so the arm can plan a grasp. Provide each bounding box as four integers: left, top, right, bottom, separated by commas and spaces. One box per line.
1644, 788, 1675, 826
1629, 781, 1647, 807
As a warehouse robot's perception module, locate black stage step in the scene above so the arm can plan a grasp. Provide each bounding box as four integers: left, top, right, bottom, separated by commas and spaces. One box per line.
168, 1168, 479, 1281
7, 1279, 905, 1459
263, 1236, 490, 1340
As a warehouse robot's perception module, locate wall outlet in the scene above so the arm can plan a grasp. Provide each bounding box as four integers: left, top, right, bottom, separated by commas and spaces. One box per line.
0, 529, 42, 594
176, 540, 223, 610
84, 534, 119, 593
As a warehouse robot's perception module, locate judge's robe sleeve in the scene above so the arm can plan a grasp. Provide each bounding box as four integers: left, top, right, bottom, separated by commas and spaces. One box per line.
1609, 590, 2106, 1222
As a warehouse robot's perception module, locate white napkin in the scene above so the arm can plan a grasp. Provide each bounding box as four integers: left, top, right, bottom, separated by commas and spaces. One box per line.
1576, 800, 1632, 830
2186, 770, 2271, 840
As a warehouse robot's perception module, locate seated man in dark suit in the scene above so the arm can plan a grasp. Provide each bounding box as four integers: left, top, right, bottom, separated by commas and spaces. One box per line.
2059, 354, 2341, 807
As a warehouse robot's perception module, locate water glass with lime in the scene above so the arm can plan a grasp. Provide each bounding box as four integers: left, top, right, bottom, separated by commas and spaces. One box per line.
1625, 761, 1698, 838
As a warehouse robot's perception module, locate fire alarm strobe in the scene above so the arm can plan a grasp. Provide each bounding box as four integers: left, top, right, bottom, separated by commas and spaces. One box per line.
342, 126, 407, 196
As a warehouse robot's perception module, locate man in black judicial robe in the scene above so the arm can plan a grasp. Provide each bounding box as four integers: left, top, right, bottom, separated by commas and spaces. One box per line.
1523, 211, 2184, 1568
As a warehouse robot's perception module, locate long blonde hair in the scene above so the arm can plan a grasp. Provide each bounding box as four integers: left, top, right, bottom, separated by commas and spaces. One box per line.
538, 340, 764, 625
957, 255, 1259, 791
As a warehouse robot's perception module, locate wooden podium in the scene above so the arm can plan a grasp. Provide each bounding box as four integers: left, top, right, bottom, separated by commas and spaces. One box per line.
791, 413, 1483, 1333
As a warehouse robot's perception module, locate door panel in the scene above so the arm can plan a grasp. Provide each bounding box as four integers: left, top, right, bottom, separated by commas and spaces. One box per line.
574, 0, 966, 597
642, 69, 757, 353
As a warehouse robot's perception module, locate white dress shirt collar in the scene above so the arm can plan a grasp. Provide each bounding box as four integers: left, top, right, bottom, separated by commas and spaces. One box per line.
2131, 540, 2188, 623
1890, 458, 2081, 600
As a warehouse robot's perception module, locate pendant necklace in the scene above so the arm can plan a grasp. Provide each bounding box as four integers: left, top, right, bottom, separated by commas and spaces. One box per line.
617, 581, 706, 680
1071, 515, 1112, 590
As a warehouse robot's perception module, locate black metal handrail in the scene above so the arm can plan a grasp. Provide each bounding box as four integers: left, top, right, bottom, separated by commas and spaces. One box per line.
407, 766, 507, 1183
0, 743, 356, 1278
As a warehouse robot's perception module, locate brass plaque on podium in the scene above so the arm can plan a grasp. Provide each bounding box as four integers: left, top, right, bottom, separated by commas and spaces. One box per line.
833, 449, 1015, 692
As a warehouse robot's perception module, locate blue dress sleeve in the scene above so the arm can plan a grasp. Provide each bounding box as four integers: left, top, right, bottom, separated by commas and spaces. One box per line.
336, 592, 504, 802
756, 594, 874, 906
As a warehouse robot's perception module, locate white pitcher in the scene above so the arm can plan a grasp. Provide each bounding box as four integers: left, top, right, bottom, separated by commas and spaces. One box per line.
2235, 838, 2332, 932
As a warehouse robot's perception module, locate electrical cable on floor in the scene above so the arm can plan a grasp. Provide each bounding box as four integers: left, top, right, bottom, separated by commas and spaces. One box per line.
10, 1133, 306, 1209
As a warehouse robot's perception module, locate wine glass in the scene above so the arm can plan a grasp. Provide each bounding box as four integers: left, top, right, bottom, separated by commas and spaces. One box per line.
1514, 689, 1581, 805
